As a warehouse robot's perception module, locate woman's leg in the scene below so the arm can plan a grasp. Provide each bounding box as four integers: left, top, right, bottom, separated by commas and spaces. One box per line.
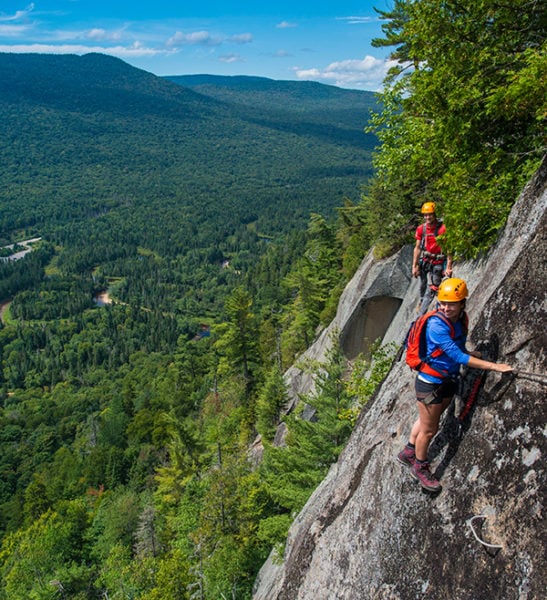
414, 396, 452, 461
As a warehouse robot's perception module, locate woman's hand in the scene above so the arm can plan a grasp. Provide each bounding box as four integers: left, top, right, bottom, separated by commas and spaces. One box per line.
467, 354, 513, 373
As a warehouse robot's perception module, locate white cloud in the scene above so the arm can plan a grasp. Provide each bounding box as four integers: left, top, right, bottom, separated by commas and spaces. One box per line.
229, 33, 252, 44
166, 30, 222, 48
0, 42, 172, 58
0, 2, 35, 35
86, 28, 124, 42
277, 21, 297, 29
336, 16, 377, 25
0, 3, 35, 22
0, 24, 31, 36
294, 55, 398, 91
219, 53, 244, 64
166, 29, 252, 49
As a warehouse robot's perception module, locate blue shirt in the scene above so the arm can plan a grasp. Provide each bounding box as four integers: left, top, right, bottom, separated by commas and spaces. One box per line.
419, 313, 470, 383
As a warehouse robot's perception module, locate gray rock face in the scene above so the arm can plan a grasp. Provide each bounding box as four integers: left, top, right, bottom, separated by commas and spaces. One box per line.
253, 157, 547, 600
283, 245, 414, 414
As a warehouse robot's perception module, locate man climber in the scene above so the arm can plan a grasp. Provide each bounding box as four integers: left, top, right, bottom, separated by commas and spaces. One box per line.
412, 202, 453, 315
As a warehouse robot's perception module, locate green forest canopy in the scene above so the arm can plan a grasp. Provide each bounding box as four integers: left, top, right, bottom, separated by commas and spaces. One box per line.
363, 0, 546, 258
0, 1, 545, 598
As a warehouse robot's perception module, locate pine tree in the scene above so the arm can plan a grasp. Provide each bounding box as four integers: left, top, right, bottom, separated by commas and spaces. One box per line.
214, 287, 258, 393
366, 0, 546, 257
255, 364, 289, 441
259, 344, 354, 543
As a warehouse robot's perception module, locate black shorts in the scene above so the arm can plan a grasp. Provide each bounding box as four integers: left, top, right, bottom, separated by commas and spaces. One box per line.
415, 376, 458, 405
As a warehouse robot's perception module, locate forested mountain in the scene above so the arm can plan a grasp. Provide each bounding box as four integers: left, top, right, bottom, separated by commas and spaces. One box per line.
0, 0, 544, 595
0, 51, 381, 599
166, 73, 378, 133
0, 52, 377, 242
0, 52, 377, 315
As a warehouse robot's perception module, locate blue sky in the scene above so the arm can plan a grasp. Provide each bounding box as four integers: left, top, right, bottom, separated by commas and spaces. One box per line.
0, 1, 398, 90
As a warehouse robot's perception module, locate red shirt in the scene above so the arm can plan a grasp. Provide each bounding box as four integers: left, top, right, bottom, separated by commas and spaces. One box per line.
415, 221, 446, 255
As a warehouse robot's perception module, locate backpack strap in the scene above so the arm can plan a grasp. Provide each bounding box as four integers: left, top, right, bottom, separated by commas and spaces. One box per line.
419, 311, 456, 378
420, 223, 427, 251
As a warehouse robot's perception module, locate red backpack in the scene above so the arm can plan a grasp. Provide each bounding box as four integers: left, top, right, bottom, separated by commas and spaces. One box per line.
404, 309, 468, 379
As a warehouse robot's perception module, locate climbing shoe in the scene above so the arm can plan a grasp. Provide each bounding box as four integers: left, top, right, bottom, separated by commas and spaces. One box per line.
411, 461, 441, 492
397, 446, 416, 468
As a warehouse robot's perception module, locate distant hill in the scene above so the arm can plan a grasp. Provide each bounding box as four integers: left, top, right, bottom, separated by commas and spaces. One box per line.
0, 53, 379, 314
166, 74, 378, 151
0, 53, 377, 239
166, 73, 377, 115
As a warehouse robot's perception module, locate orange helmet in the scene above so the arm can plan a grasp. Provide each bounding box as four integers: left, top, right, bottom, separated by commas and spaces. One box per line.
421, 202, 436, 214
438, 278, 468, 302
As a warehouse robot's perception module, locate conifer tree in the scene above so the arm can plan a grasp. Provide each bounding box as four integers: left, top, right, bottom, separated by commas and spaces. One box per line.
260, 344, 354, 543
214, 287, 258, 393
366, 0, 546, 257
255, 364, 289, 441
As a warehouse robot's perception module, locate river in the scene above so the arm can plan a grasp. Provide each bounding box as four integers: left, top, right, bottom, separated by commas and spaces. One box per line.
93, 291, 112, 306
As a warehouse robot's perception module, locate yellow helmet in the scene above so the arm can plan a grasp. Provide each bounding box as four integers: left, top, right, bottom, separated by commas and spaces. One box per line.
438, 278, 468, 302
421, 202, 437, 214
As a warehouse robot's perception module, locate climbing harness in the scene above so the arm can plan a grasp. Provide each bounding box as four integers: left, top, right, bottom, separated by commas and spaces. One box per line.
421, 249, 446, 262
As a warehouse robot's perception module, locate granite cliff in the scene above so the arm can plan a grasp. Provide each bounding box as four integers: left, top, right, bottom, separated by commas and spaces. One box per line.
253, 157, 546, 599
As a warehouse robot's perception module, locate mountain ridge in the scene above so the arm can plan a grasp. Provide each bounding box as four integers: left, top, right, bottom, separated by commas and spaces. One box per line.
0, 52, 377, 250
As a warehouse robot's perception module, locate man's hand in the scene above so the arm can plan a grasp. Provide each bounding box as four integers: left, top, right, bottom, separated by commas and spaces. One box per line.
412, 265, 420, 278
